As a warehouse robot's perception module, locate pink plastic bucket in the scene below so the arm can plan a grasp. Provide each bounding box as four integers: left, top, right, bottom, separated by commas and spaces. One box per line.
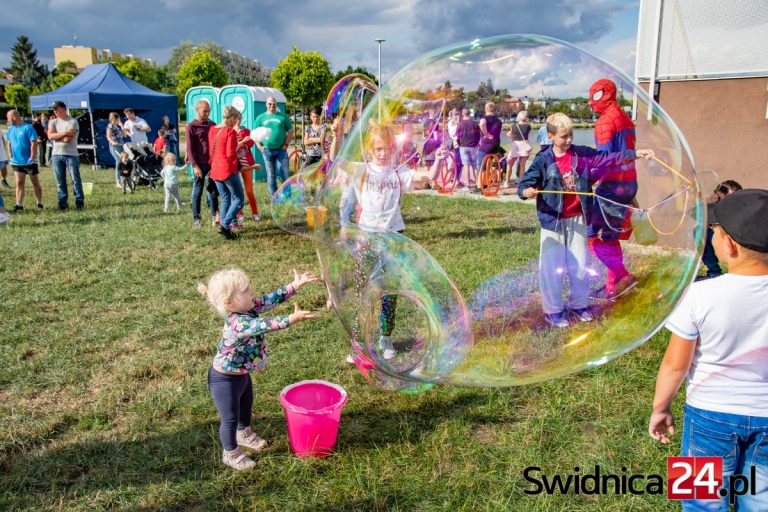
279, 380, 348, 458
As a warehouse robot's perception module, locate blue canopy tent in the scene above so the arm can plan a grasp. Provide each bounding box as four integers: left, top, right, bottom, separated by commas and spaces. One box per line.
30, 63, 178, 167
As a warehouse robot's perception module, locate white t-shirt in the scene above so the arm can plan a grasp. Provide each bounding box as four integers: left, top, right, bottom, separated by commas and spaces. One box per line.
124, 117, 149, 143
50, 117, 79, 156
340, 162, 413, 233
665, 274, 768, 417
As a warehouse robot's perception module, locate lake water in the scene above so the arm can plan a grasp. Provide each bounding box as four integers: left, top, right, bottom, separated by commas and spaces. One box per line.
500, 127, 595, 148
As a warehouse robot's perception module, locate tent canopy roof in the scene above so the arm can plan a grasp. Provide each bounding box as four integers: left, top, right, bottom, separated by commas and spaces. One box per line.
30, 63, 177, 111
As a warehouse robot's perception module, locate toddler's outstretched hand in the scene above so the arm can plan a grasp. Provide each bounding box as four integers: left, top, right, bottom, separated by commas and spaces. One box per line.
288, 302, 320, 324
292, 269, 319, 290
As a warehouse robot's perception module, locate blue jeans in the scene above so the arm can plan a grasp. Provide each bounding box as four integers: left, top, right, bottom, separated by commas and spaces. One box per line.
207, 368, 252, 451
109, 144, 123, 182
167, 139, 179, 161
701, 228, 722, 277
262, 147, 290, 197
214, 173, 244, 230
51, 155, 84, 208
680, 404, 768, 511
190, 164, 218, 221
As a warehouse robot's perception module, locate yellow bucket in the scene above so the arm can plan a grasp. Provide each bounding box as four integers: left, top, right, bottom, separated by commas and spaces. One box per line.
306, 206, 327, 229
83, 182, 94, 196
631, 210, 658, 246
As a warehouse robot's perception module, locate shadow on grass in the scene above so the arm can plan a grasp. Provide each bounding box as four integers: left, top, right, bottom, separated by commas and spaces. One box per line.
0, 390, 520, 510
0, 421, 217, 508
441, 224, 537, 239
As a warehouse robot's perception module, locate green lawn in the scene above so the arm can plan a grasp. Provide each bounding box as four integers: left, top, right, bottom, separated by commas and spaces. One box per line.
0, 168, 683, 511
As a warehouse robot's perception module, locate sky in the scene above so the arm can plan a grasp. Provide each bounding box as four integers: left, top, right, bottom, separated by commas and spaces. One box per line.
0, 0, 640, 79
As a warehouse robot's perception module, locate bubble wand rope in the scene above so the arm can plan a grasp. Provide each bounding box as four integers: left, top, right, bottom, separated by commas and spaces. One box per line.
536, 189, 689, 236
650, 156, 692, 186
534, 190, 595, 197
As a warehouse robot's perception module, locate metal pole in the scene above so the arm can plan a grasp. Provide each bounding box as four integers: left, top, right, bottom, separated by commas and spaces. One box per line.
647, 0, 664, 121
632, 0, 645, 121
375, 38, 385, 123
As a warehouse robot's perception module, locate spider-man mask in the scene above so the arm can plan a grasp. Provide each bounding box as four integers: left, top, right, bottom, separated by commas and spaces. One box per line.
589, 78, 617, 114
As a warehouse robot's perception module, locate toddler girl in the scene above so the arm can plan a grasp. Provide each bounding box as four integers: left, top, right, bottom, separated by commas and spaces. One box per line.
198, 268, 319, 470
160, 152, 186, 211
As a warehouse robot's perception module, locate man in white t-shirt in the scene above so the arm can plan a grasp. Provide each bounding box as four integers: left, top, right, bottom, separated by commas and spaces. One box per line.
48, 101, 84, 210
649, 189, 768, 511
123, 108, 150, 144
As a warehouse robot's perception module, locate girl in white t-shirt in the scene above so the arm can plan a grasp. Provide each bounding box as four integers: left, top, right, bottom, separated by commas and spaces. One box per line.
339, 125, 414, 359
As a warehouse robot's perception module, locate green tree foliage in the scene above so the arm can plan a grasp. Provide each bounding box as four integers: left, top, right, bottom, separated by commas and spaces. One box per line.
52, 73, 76, 89
166, 40, 228, 85
112, 58, 167, 91
8, 35, 49, 90
175, 49, 228, 98
333, 65, 376, 85
271, 47, 333, 111
5, 84, 31, 113
54, 60, 78, 75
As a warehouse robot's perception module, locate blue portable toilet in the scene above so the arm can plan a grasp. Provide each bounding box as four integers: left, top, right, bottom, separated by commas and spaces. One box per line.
220, 85, 288, 182
185, 86, 221, 124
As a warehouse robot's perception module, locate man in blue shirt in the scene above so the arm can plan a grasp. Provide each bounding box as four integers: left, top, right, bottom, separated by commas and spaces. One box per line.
6, 110, 43, 210
535, 112, 552, 153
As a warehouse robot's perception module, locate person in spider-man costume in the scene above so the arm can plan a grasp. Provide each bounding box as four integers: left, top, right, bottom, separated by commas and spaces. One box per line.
588, 78, 638, 298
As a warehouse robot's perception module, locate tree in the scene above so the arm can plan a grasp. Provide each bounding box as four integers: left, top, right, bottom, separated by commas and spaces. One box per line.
166, 40, 229, 85
112, 58, 166, 91
8, 35, 49, 90
5, 84, 31, 113
54, 60, 78, 75
271, 47, 333, 112
52, 73, 75, 89
333, 65, 376, 85
175, 49, 228, 98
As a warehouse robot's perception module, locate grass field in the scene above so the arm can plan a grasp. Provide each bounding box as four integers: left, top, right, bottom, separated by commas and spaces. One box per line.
0, 168, 685, 511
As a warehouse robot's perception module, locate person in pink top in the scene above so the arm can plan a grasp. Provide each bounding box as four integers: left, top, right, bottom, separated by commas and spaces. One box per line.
208, 106, 244, 240
234, 117, 261, 222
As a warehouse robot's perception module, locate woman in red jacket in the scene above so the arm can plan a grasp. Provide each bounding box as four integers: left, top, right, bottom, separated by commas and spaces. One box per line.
209, 106, 245, 240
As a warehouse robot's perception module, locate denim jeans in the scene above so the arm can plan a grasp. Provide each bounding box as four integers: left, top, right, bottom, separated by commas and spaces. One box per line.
680, 403, 768, 511
214, 173, 244, 230
262, 147, 290, 197
166, 139, 179, 162
190, 164, 218, 221
109, 144, 123, 183
701, 228, 722, 277
51, 155, 84, 208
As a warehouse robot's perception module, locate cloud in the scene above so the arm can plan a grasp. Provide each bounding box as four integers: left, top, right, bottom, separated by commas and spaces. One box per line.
0, 0, 636, 80
411, 0, 625, 50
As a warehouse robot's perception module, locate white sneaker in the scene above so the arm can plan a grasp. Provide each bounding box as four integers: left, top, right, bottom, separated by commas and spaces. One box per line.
253, 214, 262, 222
236, 427, 267, 451
570, 308, 594, 322
379, 336, 396, 360
222, 447, 256, 470
0, 212, 10, 224
345, 354, 355, 364
193, 219, 202, 229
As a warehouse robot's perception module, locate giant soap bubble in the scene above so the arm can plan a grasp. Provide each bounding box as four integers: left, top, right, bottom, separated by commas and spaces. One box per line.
273, 35, 705, 391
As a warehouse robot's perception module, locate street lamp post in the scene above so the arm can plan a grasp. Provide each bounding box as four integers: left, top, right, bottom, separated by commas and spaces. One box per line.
375, 38, 385, 123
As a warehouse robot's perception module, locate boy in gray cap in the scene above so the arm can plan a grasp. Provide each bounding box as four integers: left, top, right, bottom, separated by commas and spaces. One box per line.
649, 189, 768, 510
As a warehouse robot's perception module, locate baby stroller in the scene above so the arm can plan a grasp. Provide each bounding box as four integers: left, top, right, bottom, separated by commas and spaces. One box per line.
123, 142, 162, 190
